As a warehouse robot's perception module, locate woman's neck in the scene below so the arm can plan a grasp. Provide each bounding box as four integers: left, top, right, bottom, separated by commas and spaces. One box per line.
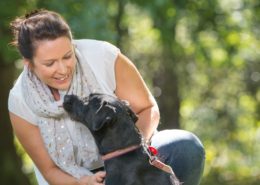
50, 87, 60, 101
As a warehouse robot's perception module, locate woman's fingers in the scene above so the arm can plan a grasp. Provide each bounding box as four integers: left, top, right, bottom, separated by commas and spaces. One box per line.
95, 171, 106, 182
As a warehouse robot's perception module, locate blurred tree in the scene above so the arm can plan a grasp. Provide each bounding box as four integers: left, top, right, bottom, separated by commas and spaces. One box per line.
0, 0, 36, 184
128, 0, 260, 184
36, 0, 117, 42
1, 0, 259, 185
130, 0, 189, 129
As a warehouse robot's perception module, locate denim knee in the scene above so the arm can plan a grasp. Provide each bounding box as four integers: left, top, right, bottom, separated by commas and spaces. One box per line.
151, 129, 205, 185
151, 129, 205, 159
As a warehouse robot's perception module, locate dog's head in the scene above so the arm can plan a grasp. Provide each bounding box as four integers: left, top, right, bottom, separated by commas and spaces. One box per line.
63, 93, 141, 155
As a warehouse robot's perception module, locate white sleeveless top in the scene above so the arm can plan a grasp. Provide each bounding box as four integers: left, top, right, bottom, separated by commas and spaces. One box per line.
8, 39, 120, 185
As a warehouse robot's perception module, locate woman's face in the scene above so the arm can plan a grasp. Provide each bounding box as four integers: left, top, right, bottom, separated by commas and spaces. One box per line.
28, 36, 76, 90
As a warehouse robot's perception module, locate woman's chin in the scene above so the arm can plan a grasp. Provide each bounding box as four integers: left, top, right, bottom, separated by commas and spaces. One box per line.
49, 82, 71, 91
58, 83, 71, 91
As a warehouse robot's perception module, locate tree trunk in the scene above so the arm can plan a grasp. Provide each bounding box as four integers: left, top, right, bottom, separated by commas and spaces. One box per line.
114, 0, 127, 49
0, 64, 31, 185
154, 53, 180, 130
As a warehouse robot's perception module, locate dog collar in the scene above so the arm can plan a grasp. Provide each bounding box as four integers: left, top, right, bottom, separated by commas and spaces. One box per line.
101, 145, 141, 161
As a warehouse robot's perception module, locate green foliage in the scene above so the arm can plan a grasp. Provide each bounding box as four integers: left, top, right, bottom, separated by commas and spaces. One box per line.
128, 0, 260, 184
0, 0, 36, 65
14, 137, 37, 185
37, 0, 117, 42
1, 0, 259, 185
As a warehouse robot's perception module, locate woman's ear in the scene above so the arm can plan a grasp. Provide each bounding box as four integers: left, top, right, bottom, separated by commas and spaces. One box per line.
23, 58, 32, 70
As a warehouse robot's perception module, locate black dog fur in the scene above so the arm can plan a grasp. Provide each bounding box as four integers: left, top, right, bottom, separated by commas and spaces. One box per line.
63, 93, 180, 185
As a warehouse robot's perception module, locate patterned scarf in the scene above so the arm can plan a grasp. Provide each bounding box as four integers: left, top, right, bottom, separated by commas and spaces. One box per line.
21, 46, 103, 179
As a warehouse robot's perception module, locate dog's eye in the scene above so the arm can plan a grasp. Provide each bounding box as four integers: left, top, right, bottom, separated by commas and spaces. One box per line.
101, 101, 117, 113
103, 101, 108, 106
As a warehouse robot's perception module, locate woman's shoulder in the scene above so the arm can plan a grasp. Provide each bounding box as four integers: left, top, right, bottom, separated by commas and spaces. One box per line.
8, 72, 38, 125
9, 72, 23, 98
74, 39, 120, 94
73, 39, 107, 52
73, 38, 104, 46
73, 39, 120, 55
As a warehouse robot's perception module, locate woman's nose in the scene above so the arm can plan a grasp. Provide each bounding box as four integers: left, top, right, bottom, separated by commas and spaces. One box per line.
57, 61, 67, 74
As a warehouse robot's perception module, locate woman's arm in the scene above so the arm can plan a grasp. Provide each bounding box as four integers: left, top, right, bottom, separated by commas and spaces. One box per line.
9, 112, 96, 185
114, 53, 160, 141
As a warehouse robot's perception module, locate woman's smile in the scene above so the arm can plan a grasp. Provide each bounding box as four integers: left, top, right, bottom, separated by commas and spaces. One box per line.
54, 74, 70, 84
27, 37, 76, 90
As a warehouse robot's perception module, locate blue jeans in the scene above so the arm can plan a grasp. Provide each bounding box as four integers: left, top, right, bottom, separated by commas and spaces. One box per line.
150, 129, 205, 185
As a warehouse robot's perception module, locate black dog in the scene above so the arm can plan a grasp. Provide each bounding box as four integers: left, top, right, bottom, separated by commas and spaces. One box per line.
63, 93, 180, 185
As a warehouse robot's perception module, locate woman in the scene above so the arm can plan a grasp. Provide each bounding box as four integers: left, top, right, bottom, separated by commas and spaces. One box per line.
8, 9, 205, 185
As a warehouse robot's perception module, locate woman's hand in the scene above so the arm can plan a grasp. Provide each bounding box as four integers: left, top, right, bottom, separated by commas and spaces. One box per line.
78, 171, 106, 185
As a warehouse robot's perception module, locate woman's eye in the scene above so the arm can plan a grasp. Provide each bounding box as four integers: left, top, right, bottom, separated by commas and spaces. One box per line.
45, 62, 54, 67
64, 55, 72, 60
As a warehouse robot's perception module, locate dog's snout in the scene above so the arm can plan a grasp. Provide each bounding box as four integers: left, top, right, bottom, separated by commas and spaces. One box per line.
82, 96, 90, 103
63, 95, 71, 104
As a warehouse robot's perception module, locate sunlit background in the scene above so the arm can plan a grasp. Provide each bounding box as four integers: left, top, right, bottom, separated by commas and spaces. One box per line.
0, 0, 259, 185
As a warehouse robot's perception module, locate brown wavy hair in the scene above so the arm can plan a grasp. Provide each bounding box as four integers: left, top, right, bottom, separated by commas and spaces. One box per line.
10, 9, 72, 60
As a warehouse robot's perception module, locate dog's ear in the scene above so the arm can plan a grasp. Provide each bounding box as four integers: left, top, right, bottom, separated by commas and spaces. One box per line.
125, 106, 138, 123
121, 100, 138, 123
128, 108, 138, 123
121, 100, 130, 106
92, 116, 113, 131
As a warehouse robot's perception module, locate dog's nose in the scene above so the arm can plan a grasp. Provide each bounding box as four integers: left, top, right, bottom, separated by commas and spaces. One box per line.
63, 95, 71, 104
